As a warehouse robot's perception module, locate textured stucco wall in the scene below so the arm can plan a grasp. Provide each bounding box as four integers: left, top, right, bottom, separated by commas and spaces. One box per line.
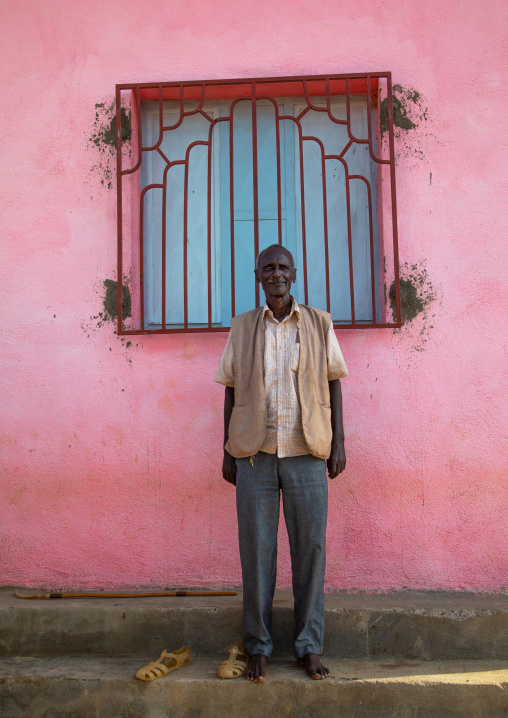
1, 0, 507, 591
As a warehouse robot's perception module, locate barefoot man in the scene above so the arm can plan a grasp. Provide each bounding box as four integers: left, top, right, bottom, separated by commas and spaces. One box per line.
215, 245, 348, 683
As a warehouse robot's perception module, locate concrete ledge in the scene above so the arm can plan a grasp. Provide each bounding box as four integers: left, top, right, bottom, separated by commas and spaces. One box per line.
2, 589, 508, 660
1, 656, 507, 718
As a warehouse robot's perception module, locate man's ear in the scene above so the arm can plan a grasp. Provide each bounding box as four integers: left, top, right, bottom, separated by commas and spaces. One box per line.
291, 267, 297, 283
254, 268, 260, 284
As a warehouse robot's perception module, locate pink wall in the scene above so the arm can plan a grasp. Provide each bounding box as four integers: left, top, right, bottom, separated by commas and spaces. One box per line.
1, 0, 507, 592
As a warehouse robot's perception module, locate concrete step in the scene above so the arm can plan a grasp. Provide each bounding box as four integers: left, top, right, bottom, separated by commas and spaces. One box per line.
2, 589, 508, 661
1, 656, 507, 718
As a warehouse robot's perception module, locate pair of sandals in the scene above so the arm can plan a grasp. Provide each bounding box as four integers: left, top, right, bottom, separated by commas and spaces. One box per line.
135, 641, 248, 681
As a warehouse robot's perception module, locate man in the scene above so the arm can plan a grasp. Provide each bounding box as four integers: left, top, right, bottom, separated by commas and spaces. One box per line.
214, 244, 347, 683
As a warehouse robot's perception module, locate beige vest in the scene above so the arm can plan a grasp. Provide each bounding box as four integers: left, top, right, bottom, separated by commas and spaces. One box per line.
225, 304, 333, 460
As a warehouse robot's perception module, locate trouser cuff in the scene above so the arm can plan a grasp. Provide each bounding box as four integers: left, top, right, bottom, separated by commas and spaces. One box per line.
245, 645, 273, 658
294, 646, 323, 659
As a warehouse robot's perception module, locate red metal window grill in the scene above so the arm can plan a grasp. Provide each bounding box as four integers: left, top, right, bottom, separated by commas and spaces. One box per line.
115, 73, 401, 335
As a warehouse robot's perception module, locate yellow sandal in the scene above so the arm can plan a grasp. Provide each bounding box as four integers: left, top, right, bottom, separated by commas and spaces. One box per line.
136, 645, 191, 681
218, 641, 249, 679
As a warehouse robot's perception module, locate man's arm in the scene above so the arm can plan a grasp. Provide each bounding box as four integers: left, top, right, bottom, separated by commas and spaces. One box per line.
222, 386, 237, 485
327, 378, 346, 479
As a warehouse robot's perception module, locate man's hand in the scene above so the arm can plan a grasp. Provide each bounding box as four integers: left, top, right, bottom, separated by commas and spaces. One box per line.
222, 387, 236, 485
328, 378, 346, 479
222, 450, 237, 485
327, 439, 346, 479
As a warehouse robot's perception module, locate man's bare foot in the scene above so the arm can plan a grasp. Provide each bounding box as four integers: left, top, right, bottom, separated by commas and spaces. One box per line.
244, 653, 267, 683
297, 653, 330, 679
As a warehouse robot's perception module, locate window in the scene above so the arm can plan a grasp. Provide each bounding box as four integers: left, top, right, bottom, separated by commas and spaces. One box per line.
116, 74, 401, 334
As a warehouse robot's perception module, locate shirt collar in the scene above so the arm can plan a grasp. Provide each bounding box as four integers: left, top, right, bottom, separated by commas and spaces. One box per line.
263, 296, 299, 322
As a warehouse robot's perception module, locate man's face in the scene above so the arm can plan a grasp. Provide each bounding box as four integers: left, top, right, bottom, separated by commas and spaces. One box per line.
255, 248, 297, 301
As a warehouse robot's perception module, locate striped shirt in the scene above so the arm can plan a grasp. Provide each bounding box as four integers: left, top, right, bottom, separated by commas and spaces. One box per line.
214, 298, 348, 458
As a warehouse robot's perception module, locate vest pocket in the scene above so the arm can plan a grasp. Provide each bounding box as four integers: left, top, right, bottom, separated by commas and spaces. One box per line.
289, 344, 300, 372
314, 380, 331, 408
234, 397, 250, 407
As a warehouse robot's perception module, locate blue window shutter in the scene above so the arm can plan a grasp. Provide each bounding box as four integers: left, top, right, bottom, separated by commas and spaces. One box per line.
294, 100, 380, 323
141, 96, 380, 329
220, 102, 289, 323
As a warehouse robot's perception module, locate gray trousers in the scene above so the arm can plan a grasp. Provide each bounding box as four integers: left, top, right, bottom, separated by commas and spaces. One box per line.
236, 452, 328, 659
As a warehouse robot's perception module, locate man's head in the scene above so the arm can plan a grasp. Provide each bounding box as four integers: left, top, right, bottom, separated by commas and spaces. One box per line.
255, 245, 297, 303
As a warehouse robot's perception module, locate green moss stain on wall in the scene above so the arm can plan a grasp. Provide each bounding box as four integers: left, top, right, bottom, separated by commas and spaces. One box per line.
390, 278, 423, 325
103, 279, 132, 321
90, 102, 132, 149
389, 263, 436, 326
81, 277, 132, 334
88, 102, 132, 190
80, 277, 139, 364
99, 107, 132, 148
389, 262, 439, 355
380, 84, 428, 138
380, 85, 430, 161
